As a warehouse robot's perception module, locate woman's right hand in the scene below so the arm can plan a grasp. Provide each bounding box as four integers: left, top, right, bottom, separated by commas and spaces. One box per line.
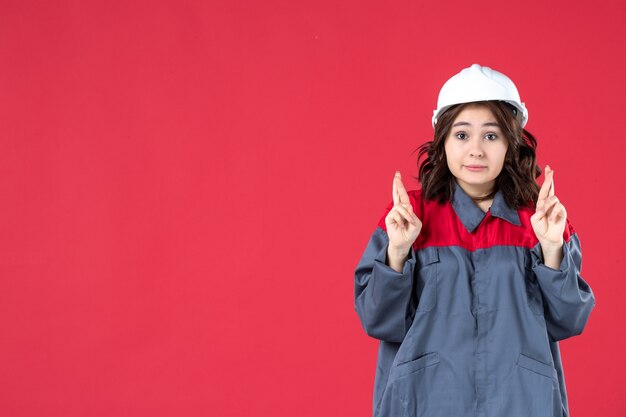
385, 171, 422, 255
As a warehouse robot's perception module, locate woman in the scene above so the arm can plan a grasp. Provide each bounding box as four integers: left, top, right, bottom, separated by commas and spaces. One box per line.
354, 64, 595, 417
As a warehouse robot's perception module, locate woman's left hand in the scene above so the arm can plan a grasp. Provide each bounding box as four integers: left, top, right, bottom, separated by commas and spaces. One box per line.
531, 165, 566, 253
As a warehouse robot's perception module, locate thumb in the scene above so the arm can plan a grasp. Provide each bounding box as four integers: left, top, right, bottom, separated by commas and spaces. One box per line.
531, 210, 547, 224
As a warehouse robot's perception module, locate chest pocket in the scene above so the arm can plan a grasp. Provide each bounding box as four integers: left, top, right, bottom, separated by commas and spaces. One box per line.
415, 246, 439, 312
523, 250, 545, 316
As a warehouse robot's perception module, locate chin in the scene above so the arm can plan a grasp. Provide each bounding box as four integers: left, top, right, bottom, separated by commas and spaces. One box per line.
457, 177, 497, 188
458, 174, 490, 182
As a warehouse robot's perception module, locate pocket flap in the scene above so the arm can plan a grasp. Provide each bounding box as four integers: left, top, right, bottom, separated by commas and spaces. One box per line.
396, 352, 440, 377
417, 246, 439, 267
517, 353, 556, 379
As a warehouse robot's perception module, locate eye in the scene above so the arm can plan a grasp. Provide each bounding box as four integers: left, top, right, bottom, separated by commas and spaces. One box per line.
484, 133, 498, 141
455, 132, 468, 140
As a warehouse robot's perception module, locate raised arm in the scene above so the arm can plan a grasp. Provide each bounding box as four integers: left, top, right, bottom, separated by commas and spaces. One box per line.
354, 172, 422, 342
530, 166, 596, 341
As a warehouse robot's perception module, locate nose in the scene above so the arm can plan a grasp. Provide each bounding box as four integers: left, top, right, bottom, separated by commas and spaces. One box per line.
469, 137, 484, 158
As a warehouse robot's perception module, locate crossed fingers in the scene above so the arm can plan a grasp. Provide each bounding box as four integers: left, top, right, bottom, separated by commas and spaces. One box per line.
536, 165, 554, 211
535, 165, 566, 223
392, 171, 418, 227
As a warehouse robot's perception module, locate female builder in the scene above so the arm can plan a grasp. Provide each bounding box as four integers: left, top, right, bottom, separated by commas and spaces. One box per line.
354, 64, 595, 417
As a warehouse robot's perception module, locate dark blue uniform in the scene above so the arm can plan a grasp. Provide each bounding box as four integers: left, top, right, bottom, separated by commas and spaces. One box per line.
355, 180, 595, 417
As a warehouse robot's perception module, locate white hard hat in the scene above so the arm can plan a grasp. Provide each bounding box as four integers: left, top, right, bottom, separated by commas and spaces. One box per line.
432, 63, 528, 128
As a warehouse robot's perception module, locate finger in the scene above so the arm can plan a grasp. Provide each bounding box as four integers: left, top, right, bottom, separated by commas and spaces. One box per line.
536, 165, 552, 206
536, 197, 545, 212
544, 195, 560, 207
541, 195, 560, 219
401, 224, 410, 241
531, 210, 547, 223
395, 204, 417, 226
385, 207, 398, 224
395, 172, 411, 204
393, 172, 400, 205
403, 203, 420, 225
534, 195, 560, 220
387, 208, 402, 225
541, 195, 559, 209
546, 165, 554, 197
550, 203, 567, 222
393, 212, 405, 231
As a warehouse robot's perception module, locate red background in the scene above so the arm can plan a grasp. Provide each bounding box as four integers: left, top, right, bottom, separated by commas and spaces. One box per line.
1, 1, 624, 416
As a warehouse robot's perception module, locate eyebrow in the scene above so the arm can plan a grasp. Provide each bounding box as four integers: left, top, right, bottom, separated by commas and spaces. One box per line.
452, 121, 501, 128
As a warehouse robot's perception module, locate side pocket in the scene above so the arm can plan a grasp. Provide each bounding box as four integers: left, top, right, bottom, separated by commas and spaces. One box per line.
524, 250, 545, 316
498, 353, 555, 417
396, 352, 440, 378
415, 247, 439, 312
388, 352, 444, 417
517, 353, 557, 380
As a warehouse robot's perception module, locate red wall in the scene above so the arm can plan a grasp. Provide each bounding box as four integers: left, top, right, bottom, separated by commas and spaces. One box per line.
1, 1, 624, 416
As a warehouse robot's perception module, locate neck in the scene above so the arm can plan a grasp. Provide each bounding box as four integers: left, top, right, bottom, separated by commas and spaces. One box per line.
456, 180, 496, 200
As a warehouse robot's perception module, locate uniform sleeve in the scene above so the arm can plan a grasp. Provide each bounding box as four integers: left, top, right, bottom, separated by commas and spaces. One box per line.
530, 220, 596, 342
354, 197, 418, 343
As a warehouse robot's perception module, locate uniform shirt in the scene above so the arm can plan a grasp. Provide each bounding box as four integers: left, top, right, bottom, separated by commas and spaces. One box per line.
354, 180, 595, 417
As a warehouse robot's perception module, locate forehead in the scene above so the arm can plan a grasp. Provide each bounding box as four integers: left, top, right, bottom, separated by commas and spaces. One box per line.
452, 104, 498, 126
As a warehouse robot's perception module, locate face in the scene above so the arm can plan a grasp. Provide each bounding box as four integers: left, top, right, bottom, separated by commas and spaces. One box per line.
444, 104, 508, 198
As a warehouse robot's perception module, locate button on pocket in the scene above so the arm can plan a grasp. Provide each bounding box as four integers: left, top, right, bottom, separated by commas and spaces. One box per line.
415, 247, 439, 312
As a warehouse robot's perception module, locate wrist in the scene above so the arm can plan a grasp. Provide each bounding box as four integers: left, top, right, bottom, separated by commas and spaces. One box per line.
540, 240, 563, 256
386, 245, 410, 273
387, 245, 410, 259
540, 242, 564, 270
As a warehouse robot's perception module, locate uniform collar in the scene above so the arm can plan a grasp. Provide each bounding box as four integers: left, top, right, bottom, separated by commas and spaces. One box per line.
451, 180, 521, 233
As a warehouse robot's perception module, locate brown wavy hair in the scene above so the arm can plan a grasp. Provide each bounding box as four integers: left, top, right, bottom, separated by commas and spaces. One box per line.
413, 101, 541, 210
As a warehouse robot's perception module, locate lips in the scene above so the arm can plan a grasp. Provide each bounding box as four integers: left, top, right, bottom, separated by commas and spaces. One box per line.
465, 165, 487, 172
